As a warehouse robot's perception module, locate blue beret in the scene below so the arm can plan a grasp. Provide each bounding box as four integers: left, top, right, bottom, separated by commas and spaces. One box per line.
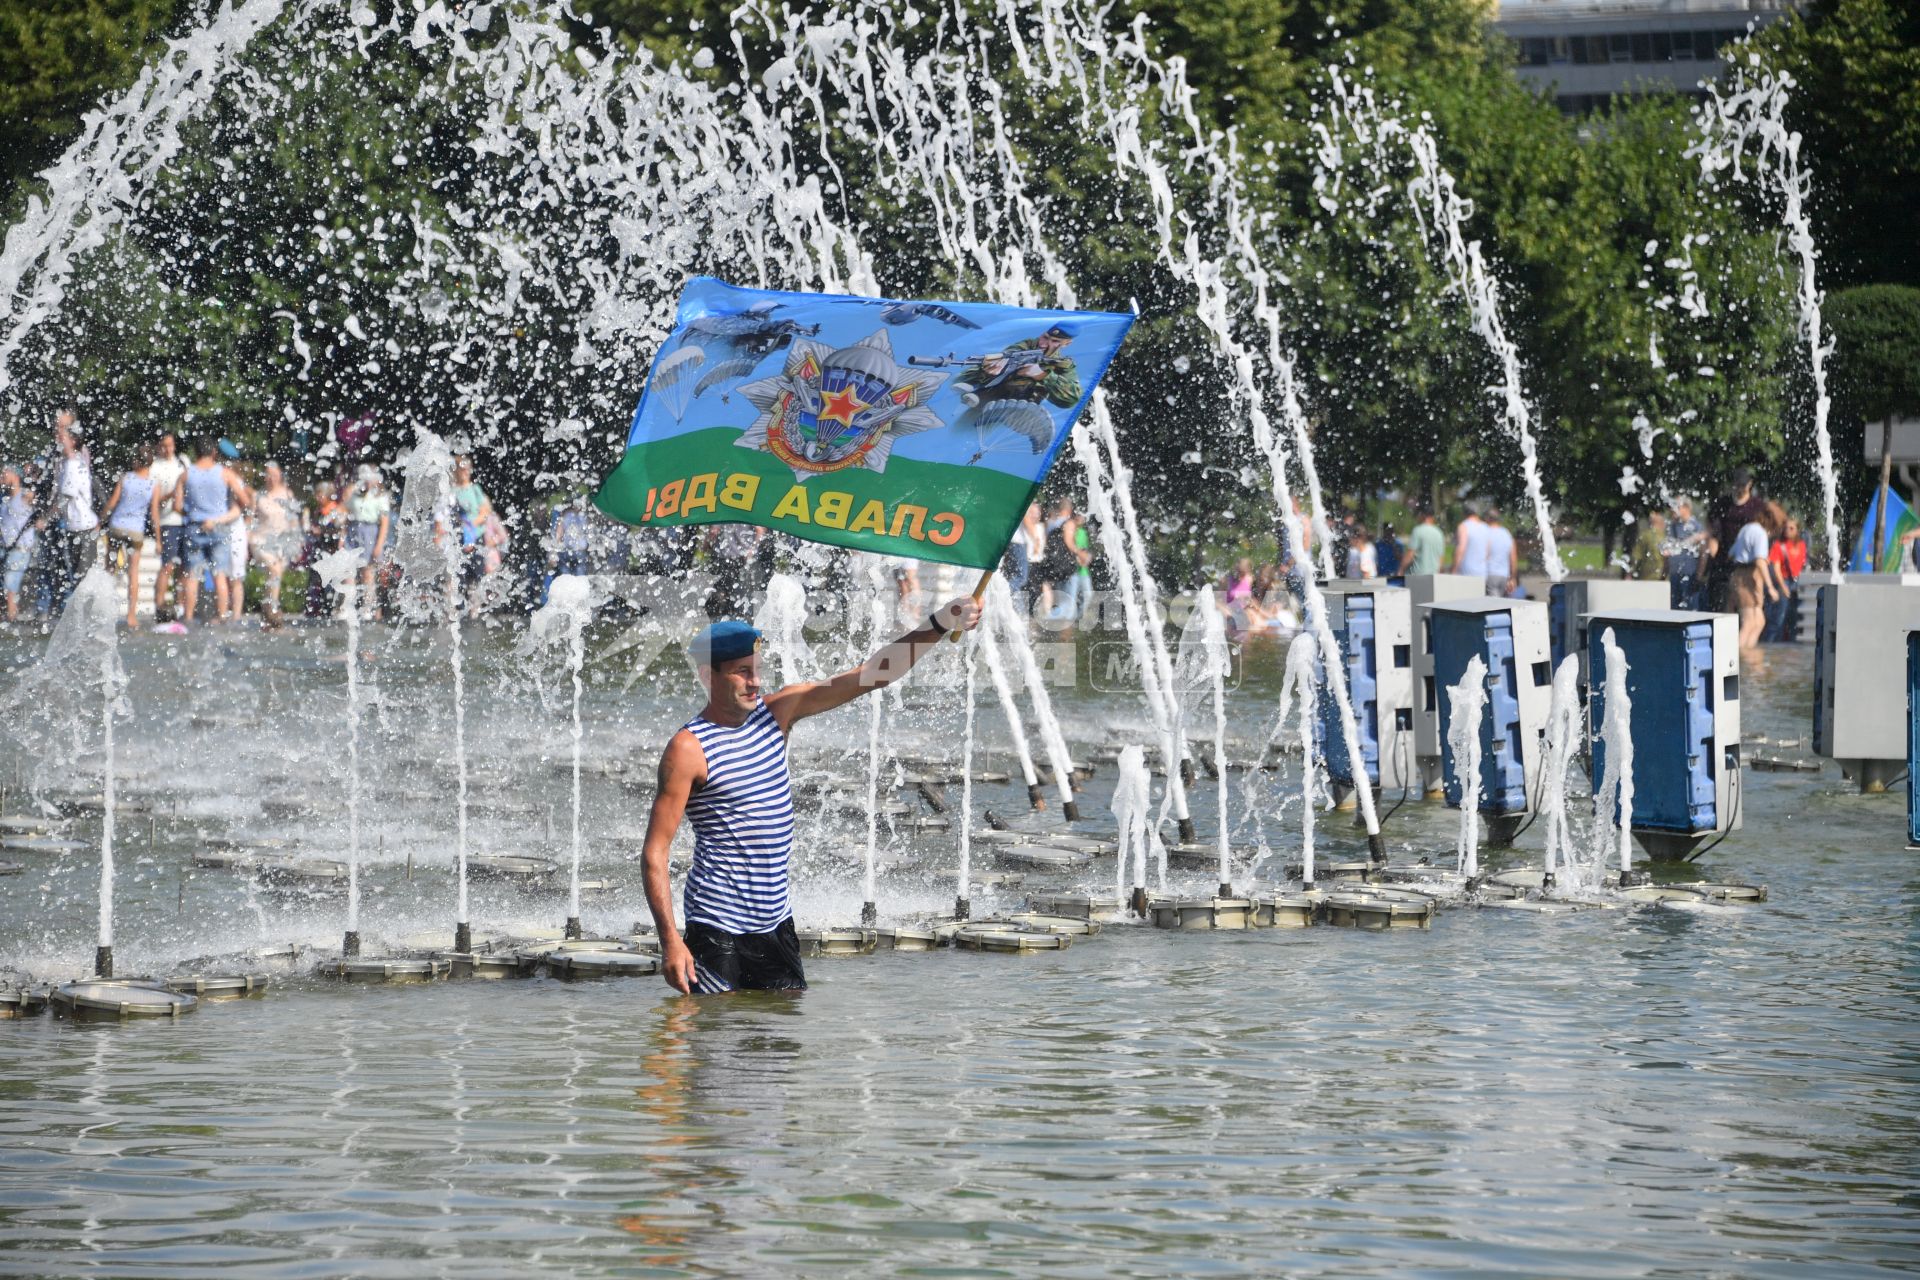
1043, 323, 1077, 340
692, 619, 760, 666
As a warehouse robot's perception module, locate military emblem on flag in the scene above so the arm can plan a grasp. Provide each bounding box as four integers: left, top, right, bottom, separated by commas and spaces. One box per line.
736, 330, 948, 480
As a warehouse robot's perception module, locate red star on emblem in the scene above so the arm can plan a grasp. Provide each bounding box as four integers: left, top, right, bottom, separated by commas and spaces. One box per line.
818, 384, 869, 428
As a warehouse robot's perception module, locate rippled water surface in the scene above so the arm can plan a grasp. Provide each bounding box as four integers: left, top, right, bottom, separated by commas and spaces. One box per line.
1, 629, 1916, 1277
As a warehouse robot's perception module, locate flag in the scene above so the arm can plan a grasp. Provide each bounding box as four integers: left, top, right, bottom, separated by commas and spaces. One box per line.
1849, 485, 1920, 572
594, 277, 1133, 569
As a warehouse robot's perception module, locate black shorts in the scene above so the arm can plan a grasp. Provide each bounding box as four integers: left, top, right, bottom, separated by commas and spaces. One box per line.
684, 918, 807, 994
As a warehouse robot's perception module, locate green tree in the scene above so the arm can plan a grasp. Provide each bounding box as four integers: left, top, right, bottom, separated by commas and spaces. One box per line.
0, 0, 182, 214
1749, 0, 1920, 289
1828, 284, 1920, 561
1495, 94, 1797, 536
1828, 285, 1920, 423
0, 0, 1858, 580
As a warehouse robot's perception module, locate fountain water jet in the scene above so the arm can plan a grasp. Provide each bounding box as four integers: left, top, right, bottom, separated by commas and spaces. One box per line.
757, 0, 1390, 876
1315, 68, 1566, 581
387, 429, 471, 952
976, 618, 1046, 811
1693, 69, 1841, 569
1007, 24, 1394, 866
1111, 745, 1152, 918
314, 549, 366, 955
2, 566, 123, 974
1538, 656, 1583, 894
1595, 629, 1636, 884
1275, 632, 1322, 890
0, 1, 294, 393
1074, 416, 1192, 843
860, 575, 888, 928
1178, 587, 1236, 895
83, 572, 124, 979
753, 575, 815, 689
1447, 656, 1489, 881
1092, 412, 1199, 798
528, 575, 595, 939
984, 578, 1078, 819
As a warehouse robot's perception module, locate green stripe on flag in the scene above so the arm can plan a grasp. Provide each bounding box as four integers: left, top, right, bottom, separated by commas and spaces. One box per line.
594, 427, 1037, 570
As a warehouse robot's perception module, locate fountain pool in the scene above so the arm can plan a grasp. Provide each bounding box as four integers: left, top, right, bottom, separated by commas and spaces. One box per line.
0, 639, 1910, 1276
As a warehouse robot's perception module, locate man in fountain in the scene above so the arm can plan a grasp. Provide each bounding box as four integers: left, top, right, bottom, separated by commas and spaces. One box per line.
642, 597, 981, 995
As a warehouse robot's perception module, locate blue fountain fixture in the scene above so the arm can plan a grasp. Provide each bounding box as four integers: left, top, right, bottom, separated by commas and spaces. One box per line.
1406, 574, 1494, 796
1548, 580, 1671, 691
1811, 581, 1920, 793
1908, 631, 1920, 848
1426, 597, 1552, 840
1320, 584, 1416, 797
1585, 609, 1741, 860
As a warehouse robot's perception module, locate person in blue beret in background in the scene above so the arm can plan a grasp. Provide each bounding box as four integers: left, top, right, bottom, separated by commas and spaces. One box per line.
641, 595, 981, 996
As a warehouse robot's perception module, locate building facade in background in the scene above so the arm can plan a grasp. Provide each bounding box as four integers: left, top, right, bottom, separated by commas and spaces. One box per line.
1494, 0, 1798, 113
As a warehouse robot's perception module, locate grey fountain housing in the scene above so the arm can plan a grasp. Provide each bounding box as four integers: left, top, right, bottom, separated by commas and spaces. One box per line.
1586, 609, 1742, 862
1319, 584, 1417, 807
1427, 596, 1553, 845
1813, 580, 1920, 792
1548, 579, 1672, 694
1405, 573, 1495, 796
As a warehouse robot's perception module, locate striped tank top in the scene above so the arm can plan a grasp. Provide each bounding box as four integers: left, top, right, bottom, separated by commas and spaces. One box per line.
681, 700, 795, 934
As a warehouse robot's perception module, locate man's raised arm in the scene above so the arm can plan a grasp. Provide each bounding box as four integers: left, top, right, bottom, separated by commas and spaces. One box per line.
768, 595, 982, 731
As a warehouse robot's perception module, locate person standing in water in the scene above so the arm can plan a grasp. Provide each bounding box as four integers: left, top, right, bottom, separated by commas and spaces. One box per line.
250, 462, 306, 629
1401, 506, 1445, 577
45, 411, 100, 614
149, 433, 187, 622
100, 442, 158, 629
1453, 503, 1489, 580
1482, 507, 1519, 597
642, 596, 982, 995
177, 437, 251, 624
1, 466, 36, 623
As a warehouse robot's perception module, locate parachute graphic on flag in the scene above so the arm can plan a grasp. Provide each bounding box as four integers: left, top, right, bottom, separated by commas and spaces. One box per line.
595, 277, 1133, 570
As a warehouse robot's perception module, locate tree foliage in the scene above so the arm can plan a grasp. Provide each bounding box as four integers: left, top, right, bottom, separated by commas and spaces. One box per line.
1749, 0, 1920, 290
0, 0, 1905, 582
0, 0, 182, 214
1827, 285, 1920, 424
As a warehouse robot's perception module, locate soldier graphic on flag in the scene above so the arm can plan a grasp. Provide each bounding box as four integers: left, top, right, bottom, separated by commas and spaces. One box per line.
953, 324, 1082, 410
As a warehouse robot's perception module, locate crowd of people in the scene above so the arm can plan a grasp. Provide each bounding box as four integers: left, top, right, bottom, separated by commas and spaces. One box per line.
1002, 498, 1095, 623
1201, 500, 1527, 639
1204, 473, 1813, 656
2, 413, 511, 629
1632, 468, 1810, 652
0, 408, 1826, 659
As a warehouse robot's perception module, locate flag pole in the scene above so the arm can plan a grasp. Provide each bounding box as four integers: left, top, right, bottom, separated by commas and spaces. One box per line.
948, 569, 994, 642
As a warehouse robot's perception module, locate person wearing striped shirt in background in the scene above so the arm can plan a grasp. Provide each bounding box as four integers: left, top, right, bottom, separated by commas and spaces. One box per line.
643, 597, 983, 995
